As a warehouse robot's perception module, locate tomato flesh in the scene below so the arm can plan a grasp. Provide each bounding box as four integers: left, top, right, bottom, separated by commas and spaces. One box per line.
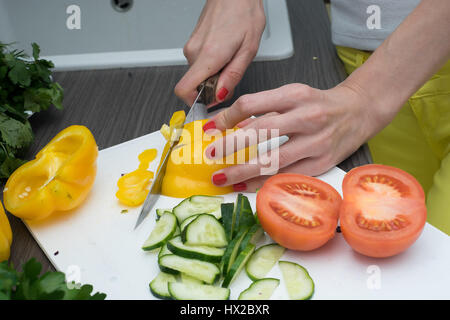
256, 174, 342, 251
340, 164, 426, 258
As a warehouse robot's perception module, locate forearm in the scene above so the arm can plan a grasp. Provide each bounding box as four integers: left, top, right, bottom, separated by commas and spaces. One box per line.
342, 0, 450, 134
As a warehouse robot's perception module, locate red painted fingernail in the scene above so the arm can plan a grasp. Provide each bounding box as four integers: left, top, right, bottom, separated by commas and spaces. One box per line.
202, 121, 216, 132
210, 147, 215, 158
217, 87, 229, 101
233, 183, 247, 192
212, 173, 227, 185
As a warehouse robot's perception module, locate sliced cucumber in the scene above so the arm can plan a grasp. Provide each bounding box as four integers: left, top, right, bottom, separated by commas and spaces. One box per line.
158, 254, 180, 275
168, 282, 230, 300
222, 243, 255, 288
158, 254, 220, 284
179, 214, 199, 231
181, 214, 227, 248
221, 203, 236, 241
238, 278, 280, 300
173, 195, 223, 223
167, 236, 225, 263
279, 261, 314, 300
221, 228, 248, 276
149, 271, 178, 299
142, 212, 177, 251
246, 243, 285, 281
238, 224, 264, 253
158, 243, 172, 259
180, 273, 203, 285
173, 226, 181, 238
234, 193, 256, 235
156, 208, 172, 220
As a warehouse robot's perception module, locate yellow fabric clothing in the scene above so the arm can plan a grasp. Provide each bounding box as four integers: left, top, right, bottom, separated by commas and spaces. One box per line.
336, 45, 450, 235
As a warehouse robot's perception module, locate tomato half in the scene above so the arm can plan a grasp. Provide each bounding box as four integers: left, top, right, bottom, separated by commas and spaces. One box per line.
340, 164, 427, 258
256, 173, 342, 251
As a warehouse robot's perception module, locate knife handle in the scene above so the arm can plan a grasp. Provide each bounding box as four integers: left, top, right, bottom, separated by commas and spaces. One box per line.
197, 74, 220, 105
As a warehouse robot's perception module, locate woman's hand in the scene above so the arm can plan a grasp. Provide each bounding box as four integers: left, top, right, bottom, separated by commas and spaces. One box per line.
203, 82, 388, 192
174, 0, 266, 106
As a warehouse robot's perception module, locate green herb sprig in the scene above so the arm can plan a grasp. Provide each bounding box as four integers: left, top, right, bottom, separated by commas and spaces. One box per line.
0, 258, 106, 300
0, 42, 63, 178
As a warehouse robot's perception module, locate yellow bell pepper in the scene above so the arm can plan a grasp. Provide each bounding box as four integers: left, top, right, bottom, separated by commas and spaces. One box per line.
115, 149, 157, 207
3, 125, 98, 221
161, 119, 255, 198
0, 202, 12, 262
115, 111, 185, 206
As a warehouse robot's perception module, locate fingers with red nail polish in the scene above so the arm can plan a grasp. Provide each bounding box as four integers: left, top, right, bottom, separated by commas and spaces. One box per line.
233, 182, 247, 192
212, 173, 227, 185
202, 121, 216, 132
217, 87, 229, 101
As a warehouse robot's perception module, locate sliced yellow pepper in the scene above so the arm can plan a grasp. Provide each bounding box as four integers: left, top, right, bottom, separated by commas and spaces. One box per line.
116, 149, 157, 207
0, 202, 12, 261
161, 119, 256, 198
3, 125, 98, 221
116, 111, 183, 207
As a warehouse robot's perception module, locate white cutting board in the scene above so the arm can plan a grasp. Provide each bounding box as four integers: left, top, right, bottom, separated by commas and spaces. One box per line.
25, 130, 450, 300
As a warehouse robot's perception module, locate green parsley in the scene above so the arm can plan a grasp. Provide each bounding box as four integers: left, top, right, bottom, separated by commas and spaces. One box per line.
0, 42, 63, 178
0, 258, 106, 300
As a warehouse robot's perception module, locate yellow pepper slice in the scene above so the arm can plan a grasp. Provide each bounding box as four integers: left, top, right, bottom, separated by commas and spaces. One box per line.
116, 169, 154, 206
161, 119, 256, 198
116, 148, 157, 206
0, 202, 12, 261
3, 125, 98, 221
137, 149, 157, 170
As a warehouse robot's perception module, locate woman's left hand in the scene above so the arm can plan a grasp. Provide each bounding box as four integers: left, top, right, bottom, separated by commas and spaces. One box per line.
203, 82, 388, 192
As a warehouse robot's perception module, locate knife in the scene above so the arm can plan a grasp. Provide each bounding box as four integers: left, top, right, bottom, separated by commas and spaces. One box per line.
134, 74, 219, 229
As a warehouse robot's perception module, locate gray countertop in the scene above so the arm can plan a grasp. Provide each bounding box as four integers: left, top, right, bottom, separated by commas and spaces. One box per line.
6, 0, 371, 272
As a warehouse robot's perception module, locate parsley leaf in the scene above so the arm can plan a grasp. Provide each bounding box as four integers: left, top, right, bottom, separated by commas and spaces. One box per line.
0, 258, 107, 300
0, 42, 64, 178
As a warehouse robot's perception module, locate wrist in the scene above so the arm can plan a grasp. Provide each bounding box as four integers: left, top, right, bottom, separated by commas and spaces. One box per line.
328, 81, 386, 143
338, 71, 404, 140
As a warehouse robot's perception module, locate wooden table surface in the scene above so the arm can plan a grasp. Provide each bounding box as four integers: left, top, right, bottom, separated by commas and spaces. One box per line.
5, 0, 371, 272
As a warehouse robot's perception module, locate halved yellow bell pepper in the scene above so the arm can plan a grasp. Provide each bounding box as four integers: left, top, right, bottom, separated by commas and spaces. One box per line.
0, 202, 12, 261
3, 125, 98, 221
161, 119, 256, 198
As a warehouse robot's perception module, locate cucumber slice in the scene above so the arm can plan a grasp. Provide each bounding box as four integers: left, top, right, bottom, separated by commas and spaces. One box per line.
279, 261, 315, 300
142, 212, 177, 251
156, 208, 172, 220
238, 278, 280, 300
246, 243, 285, 281
234, 193, 256, 235
221, 228, 248, 276
158, 254, 220, 284
180, 273, 203, 285
167, 236, 225, 263
222, 243, 255, 288
179, 214, 199, 231
221, 203, 235, 241
238, 224, 264, 253
168, 282, 230, 300
181, 214, 227, 247
173, 226, 181, 238
158, 243, 172, 259
158, 254, 180, 275
149, 271, 177, 300
173, 195, 223, 223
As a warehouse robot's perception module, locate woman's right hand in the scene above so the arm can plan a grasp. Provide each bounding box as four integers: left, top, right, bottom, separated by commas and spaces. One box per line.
174, 0, 266, 106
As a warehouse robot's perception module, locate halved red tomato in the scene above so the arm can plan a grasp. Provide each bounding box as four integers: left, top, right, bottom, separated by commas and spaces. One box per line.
256, 173, 342, 251
340, 164, 426, 258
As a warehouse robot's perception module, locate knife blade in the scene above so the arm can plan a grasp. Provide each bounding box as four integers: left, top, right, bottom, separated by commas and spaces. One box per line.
134, 75, 219, 229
